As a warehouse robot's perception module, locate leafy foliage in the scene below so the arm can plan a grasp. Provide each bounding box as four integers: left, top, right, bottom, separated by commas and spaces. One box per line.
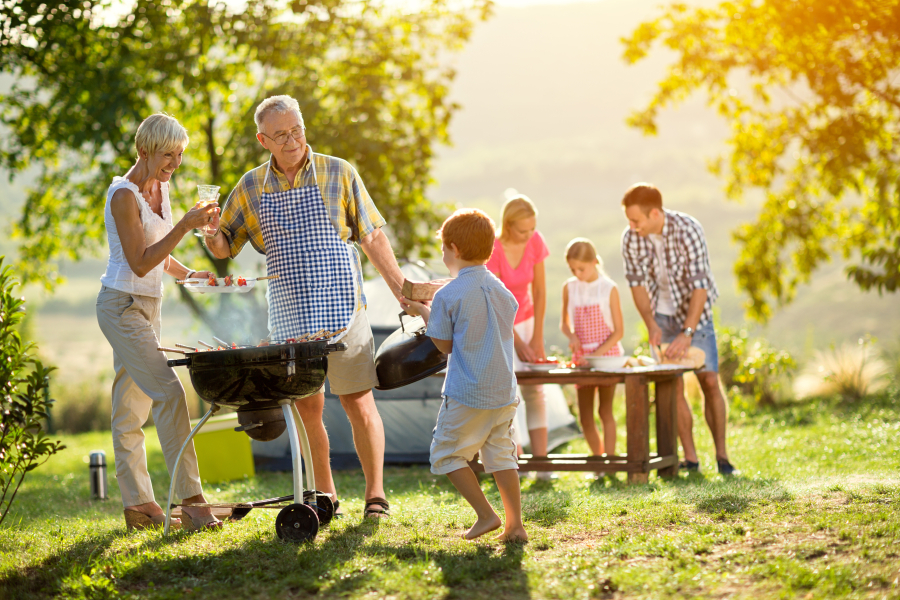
622, 0, 900, 321
718, 326, 796, 406
0, 0, 490, 289
0, 256, 65, 527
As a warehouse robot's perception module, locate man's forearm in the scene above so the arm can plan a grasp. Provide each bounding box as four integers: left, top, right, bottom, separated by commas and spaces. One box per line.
684, 288, 708, 330
630, 286, 656, 328
360, 228, 404, 298
206, 229, 231, 260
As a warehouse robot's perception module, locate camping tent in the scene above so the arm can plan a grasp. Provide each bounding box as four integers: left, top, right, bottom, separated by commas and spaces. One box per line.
252, 263, 579, 470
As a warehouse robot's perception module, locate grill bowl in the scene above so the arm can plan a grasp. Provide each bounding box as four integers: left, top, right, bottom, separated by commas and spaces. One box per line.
169, 341, 342, 408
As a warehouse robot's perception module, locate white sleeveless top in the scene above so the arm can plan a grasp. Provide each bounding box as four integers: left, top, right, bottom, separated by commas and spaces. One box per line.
99, 177, 173, 297
565, 274, 619, 335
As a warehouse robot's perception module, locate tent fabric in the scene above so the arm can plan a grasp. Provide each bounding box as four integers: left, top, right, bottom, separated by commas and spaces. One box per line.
252, 263, 580, 470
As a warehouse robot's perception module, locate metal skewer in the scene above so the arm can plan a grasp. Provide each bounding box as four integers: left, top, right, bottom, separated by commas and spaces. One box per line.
175, 343, 198, 352
198, 340, 214, 349
213, 335, 229, 347
158, 347, 187, 354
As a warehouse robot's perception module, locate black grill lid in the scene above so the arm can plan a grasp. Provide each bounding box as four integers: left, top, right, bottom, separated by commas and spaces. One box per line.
374, 313, 447, 391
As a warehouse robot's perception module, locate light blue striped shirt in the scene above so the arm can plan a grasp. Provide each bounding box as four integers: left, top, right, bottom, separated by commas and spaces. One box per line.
426, 265, 518, 409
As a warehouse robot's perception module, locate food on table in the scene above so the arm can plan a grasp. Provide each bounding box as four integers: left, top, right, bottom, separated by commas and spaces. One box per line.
624, 355, 657, 367
207, 274, 218, 286
237, 277, 247, 287
531, 356, 559, 365
224, 275, 233, 286
658, 344, 705, 368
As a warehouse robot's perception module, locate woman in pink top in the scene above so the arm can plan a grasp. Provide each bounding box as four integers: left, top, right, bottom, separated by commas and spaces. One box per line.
486, 193, 551, 472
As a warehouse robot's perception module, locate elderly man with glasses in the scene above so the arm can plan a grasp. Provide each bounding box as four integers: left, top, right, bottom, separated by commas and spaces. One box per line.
206, 95, 406, 520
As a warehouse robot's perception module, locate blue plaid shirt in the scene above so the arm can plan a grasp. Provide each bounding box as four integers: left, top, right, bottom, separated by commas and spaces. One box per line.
621, 209, 719, 326
426, 266, 518, 410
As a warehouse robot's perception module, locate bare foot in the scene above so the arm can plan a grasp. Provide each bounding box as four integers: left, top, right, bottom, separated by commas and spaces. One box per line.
462, 514, 502, 540
496, 526, 528, 543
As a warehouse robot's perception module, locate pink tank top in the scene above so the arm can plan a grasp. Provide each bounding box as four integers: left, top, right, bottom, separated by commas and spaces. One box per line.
486, 230, 550, 324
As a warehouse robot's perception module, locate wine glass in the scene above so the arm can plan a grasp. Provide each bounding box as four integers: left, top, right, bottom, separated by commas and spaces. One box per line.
194, 184, 221, 237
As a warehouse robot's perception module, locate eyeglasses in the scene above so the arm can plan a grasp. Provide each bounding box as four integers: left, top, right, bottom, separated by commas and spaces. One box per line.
260, 127, 306, 146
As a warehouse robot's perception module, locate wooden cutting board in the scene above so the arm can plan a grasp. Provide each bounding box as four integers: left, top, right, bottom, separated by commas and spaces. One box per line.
401, 278, 453, 301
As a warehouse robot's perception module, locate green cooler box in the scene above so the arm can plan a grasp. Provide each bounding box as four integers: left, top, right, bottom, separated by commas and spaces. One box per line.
190, 413, 256, 484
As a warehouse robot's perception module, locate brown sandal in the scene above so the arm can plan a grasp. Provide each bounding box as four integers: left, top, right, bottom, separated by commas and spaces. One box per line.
181, 509, 223, 532
363, 497, 390, 519
124, 510, 180, 531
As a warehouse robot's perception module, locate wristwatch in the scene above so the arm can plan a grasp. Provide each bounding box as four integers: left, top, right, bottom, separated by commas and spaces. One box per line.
682, 326, 695, 338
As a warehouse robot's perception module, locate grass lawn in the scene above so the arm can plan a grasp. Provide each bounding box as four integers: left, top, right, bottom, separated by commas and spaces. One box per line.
2, 391, 899, 599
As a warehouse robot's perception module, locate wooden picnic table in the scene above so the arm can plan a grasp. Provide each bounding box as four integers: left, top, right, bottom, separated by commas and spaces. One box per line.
469, 365, 693, 484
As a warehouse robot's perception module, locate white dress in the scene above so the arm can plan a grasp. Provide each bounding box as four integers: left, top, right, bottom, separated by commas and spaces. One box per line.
99, 177, 173, 297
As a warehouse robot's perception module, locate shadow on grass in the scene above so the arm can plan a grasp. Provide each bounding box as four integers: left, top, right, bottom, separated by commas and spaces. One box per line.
363, 539, 530, 600
0, 530, 122, 599
668, 475, 794, 516
64, 517, 531, 599
521, 483, 571, 527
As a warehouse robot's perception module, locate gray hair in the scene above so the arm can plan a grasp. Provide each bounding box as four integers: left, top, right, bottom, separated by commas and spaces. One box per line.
254, 95, 304, 132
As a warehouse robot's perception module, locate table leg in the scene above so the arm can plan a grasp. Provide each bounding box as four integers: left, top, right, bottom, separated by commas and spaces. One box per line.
655, 377, 680, 479
626, 376, 650, 484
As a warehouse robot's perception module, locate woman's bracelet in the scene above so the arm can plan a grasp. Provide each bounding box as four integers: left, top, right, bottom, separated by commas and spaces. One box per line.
186, 270, 195, 279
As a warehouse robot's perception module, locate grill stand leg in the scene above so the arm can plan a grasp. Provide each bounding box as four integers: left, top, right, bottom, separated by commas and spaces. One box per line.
165, 403, 220, 535
282, 403, 316, 509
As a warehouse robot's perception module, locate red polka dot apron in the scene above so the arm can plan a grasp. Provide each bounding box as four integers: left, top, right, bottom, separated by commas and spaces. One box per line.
572, 304, 623, 364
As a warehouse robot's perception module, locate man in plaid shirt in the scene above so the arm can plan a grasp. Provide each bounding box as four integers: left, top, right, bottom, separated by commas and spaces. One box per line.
207, 96, 406, 518
620, 183, 737, 475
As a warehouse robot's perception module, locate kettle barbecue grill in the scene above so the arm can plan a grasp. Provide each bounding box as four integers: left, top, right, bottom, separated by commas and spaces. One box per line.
162, 338, 346, 542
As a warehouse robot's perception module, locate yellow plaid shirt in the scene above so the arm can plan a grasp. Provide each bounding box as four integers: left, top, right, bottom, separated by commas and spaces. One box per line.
219, 147, 386, 308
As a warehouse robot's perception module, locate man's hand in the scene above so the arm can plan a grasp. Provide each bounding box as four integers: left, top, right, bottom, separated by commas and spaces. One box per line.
665, 333, 691, 360
647, 322, 663, 347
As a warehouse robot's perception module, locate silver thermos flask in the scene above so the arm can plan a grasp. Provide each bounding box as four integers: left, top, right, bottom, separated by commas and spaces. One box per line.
89, 451, 108, 500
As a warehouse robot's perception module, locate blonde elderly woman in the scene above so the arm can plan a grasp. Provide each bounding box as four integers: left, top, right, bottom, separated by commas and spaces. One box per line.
96, 113, 222, 531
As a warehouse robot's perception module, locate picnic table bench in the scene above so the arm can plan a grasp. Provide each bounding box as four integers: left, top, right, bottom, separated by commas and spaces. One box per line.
469, 365, 693, 483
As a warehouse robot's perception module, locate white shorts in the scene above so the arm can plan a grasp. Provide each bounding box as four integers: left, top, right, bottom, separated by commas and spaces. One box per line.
430, 397, 519, 475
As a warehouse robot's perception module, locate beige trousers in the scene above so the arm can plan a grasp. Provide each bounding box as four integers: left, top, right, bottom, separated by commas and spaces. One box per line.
95, 286, 203, 507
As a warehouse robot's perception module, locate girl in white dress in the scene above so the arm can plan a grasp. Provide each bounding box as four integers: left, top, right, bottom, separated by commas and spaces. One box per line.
560, 238, 624, 461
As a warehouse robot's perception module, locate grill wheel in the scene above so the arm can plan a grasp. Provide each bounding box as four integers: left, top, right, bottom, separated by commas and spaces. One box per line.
303, 490, 335, 526
275, 503, 319, 543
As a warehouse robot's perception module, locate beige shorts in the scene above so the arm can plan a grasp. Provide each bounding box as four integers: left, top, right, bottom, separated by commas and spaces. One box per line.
430, 397, 519, 475
318, 309, 380, 396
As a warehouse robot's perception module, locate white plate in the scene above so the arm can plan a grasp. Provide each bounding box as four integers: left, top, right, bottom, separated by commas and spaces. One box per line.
182, 278, 257, 294
584, 356, 628, 370
523, 362, 561, 372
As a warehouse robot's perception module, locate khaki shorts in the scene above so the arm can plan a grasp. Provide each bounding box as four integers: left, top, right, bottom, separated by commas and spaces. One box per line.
430, 397, 519, 475
319, 309, 380, 396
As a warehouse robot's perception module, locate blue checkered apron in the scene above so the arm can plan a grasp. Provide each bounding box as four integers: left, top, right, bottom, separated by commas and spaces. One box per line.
259, 157, 356, 340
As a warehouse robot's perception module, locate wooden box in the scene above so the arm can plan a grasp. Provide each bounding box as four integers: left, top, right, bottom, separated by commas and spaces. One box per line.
401, 278, 453, 301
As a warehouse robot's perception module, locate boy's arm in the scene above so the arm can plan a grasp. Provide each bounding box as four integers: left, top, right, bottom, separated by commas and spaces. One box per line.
431, 337, 452, 354
400, 298, 431, 322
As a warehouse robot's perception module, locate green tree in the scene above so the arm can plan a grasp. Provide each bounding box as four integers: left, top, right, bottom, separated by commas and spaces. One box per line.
1, 0, 489, 329
0, 256, 64, 526
622, 0, 900, 321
